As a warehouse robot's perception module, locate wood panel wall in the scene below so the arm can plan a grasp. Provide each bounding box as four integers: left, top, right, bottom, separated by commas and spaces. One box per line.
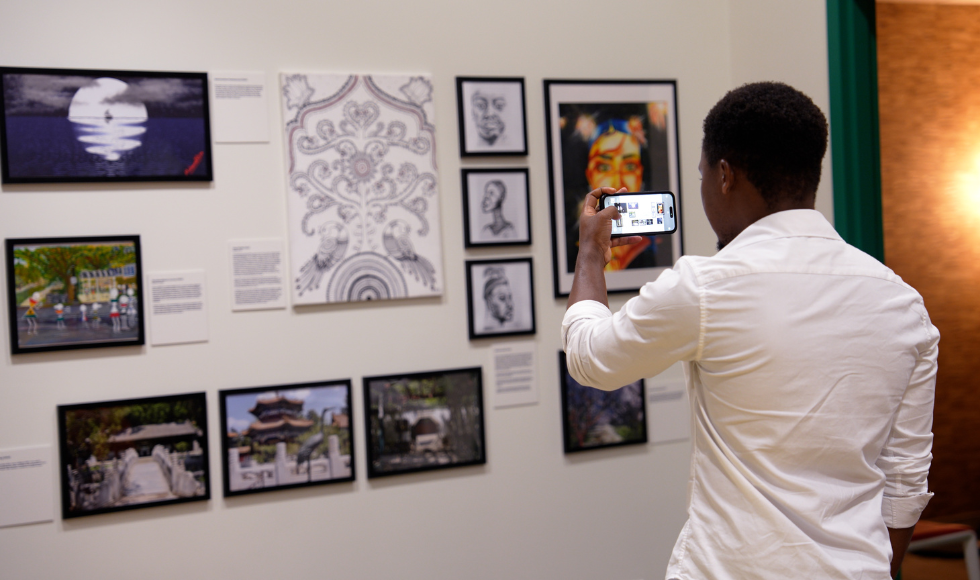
877, 2, 980, 521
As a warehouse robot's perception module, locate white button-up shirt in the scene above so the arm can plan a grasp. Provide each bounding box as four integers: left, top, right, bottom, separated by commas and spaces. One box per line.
562, 210, 937, 580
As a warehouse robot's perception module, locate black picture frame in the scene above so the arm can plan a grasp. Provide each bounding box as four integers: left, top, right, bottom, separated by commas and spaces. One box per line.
456, 76, 528, 157
559, 351, 648, 454
0, 66, 213, 183
363, 366, 486, 478
543, 79, 683, 297
465, 257, 536, 340
461, 167, 531, 247
5, 235, 145, 355
57, 391, 210, 519
219, 380, 355, 497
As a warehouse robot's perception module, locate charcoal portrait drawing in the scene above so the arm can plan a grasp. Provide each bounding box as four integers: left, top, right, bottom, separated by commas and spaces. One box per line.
462, 168, 530, 247
456, 77, 527, 156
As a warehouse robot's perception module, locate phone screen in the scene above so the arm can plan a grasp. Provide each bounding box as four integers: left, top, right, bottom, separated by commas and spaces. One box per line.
602, 191, 677, 237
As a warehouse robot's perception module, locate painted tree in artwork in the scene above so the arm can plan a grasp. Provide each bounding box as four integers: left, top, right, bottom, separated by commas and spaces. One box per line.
565, 376, 603, 448
564, 374, 645, 448
443, 372, 482, 462
13, 243, 134, 304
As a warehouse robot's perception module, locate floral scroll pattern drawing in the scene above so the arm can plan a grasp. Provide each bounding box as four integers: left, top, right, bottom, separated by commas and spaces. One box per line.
281, 74, 444, 305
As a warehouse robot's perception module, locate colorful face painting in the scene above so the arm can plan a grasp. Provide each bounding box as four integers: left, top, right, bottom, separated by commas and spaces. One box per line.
280, 74, 444, 305
559, 103, 673, 273
544, 81, 683, 297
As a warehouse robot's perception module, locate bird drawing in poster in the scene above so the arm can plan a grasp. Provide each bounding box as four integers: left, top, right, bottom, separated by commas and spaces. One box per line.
383, 220, 436, 289
296, 222, 349, 295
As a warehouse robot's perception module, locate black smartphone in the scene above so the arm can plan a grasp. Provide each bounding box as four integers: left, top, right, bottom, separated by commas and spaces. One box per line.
600, 191, 677, 237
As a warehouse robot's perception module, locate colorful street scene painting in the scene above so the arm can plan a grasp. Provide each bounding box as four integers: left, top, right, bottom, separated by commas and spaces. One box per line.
6, 236, 143, 354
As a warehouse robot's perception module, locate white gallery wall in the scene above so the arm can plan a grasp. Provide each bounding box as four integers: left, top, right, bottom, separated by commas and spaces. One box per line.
0, 1, 832, 578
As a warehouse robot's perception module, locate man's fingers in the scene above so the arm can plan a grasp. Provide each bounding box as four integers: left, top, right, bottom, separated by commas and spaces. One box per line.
610, 235, 645, 248
595, 204, 621, 220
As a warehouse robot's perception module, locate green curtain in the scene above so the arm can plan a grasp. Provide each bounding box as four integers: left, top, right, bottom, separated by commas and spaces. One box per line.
826, 0, 884, 262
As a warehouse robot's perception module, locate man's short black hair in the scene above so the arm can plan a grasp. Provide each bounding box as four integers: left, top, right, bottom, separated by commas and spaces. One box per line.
702, 82, 828, 207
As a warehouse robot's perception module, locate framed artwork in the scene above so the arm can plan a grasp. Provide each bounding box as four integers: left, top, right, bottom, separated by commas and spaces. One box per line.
57, 392, 210, 519
558, 352, 648, 453
5, 235, 145, 355
280, 73, 444, 305
219, 380, 354, 497
461, 168, 531, 247
456, 76, 527, 156
363, 366, 485, 478
0, 66, 212, 183
465, 257, 535, 340
544, 79, 683, 297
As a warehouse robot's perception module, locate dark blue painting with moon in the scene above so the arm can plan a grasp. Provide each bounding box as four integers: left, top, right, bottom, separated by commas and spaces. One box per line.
0, 67, 213, 184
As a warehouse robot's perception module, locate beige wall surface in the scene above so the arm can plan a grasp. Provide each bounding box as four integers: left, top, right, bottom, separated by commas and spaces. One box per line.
0, 1, 831, 578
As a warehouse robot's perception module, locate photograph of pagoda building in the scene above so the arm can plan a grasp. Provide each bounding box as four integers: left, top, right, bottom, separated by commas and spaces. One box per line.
219, 380, 354, 496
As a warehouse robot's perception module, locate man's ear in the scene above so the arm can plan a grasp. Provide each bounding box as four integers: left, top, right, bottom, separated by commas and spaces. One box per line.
719, 159, 736, 196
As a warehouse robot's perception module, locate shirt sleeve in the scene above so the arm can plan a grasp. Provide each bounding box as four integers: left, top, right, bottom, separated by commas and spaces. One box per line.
561, 259, 702, 391
877, 306, 939, 529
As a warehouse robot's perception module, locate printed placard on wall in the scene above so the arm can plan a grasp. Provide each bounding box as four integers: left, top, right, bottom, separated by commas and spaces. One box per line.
544, 80, 683, 297
280, 73, 444, 305
0, 67, 213, 183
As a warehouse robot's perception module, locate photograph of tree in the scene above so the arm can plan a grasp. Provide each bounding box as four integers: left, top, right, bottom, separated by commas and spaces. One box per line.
559, 352, 648, 453
364, 367, 485, 478
0, 67, 212, 183
5, 236, 144, 354
220, 381, 354, 497
57, 392, 210, 519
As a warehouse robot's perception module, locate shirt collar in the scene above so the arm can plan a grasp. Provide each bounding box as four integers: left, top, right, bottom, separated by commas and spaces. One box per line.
719, 209, 843, 253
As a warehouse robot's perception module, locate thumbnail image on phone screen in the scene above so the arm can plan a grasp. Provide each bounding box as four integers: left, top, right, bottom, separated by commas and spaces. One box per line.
601, 191, 677, 237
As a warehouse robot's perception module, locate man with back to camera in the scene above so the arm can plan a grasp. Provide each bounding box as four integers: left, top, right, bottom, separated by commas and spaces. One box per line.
562, 82, 938, 579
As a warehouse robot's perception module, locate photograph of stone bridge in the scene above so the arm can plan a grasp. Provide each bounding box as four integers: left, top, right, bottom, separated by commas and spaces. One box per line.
58, 392, 209, 518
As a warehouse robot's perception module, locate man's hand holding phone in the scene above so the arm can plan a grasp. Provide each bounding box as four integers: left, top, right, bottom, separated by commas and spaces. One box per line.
579, 187, 644, 266
569, 187, 644, 308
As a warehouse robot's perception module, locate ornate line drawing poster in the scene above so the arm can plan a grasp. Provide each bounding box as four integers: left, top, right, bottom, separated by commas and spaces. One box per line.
280, 74, 444, 305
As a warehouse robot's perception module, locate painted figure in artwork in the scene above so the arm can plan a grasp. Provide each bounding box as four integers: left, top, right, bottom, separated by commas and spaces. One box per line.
481, 180, 515, 238
482, 267, 514, 330
55, 303, 66, 330
472, 91, 506, 146
119, 295, 130, 330
126, 288, 137, 328
109, 288, 121, 332
91, 302, 101, 327
79, 303, 89, 328
23, 292, 40, 334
